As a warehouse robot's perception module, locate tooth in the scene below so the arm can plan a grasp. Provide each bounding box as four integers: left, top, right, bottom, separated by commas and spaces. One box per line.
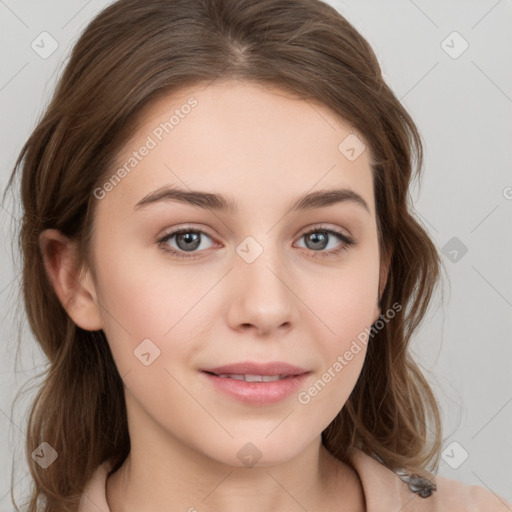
217, 374, 245, 380
215, 374, 290, 382
244, 374, 263, 382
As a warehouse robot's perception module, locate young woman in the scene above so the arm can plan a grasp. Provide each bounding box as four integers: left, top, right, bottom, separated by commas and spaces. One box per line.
6, 0, 510, 510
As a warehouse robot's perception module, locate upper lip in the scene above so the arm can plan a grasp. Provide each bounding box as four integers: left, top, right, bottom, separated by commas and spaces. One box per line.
202, 361, 309, 376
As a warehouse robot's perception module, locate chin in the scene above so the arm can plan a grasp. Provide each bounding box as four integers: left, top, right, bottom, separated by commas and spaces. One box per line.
201, 432, 316, 469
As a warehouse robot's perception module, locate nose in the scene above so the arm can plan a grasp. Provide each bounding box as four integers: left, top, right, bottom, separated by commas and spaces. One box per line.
225, 241, 298, 337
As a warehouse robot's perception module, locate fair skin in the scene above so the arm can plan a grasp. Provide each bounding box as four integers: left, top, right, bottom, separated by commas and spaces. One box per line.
39, 80, 388, 512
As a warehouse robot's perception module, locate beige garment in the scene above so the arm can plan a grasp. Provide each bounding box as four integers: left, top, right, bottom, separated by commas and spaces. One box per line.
78, 447, 511, 511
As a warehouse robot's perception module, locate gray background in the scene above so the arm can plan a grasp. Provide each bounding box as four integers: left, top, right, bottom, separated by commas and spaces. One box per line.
1, 0, 511, 507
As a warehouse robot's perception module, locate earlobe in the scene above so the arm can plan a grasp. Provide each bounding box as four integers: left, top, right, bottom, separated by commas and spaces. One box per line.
38, 229, 103, 331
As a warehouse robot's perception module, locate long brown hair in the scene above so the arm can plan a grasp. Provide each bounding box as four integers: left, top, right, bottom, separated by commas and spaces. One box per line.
5, 0, 443, 509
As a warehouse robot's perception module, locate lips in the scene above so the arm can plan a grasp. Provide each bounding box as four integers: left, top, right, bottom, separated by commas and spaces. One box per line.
201, 361, 310, 405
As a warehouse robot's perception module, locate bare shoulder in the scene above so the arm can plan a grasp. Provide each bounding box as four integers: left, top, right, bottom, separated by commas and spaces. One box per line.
428, 474, 511, 512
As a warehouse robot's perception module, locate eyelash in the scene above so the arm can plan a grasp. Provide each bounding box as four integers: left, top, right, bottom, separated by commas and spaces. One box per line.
157, 225, 356, 260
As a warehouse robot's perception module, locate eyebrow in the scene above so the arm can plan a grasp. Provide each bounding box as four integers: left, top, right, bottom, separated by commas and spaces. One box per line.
134, 185, 370, 215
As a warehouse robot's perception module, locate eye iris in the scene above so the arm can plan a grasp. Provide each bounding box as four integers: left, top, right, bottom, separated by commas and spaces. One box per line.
306, 232, 327, 250
176, 232, 201, 251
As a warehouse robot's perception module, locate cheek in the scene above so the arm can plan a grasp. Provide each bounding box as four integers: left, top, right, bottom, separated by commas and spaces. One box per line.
303, 243, 381, 341
296, 246, 380, 397
92, 237, 221, 375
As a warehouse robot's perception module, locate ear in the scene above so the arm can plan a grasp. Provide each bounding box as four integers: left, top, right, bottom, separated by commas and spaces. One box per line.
38, 229, 103, 331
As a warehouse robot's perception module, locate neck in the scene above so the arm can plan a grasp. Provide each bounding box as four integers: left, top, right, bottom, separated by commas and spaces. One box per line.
105, 398, 365, 512
106, 440, 365, 512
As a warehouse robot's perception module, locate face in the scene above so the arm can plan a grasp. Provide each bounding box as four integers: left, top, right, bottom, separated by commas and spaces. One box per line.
88, 80, 384, 467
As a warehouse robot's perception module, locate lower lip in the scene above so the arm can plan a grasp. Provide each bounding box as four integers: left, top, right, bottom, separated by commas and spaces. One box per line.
202, 372, 309, 405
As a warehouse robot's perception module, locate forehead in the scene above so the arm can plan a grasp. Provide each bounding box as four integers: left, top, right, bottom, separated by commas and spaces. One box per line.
97, 80, 375, 218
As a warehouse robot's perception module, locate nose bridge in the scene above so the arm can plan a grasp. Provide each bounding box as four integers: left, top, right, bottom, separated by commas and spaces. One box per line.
235, 233, 286, 288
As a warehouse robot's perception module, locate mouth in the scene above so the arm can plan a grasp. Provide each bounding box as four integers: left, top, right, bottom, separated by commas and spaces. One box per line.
205, 373, 294, 382
202, 361, 309, 378
200, 361, 310, 405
